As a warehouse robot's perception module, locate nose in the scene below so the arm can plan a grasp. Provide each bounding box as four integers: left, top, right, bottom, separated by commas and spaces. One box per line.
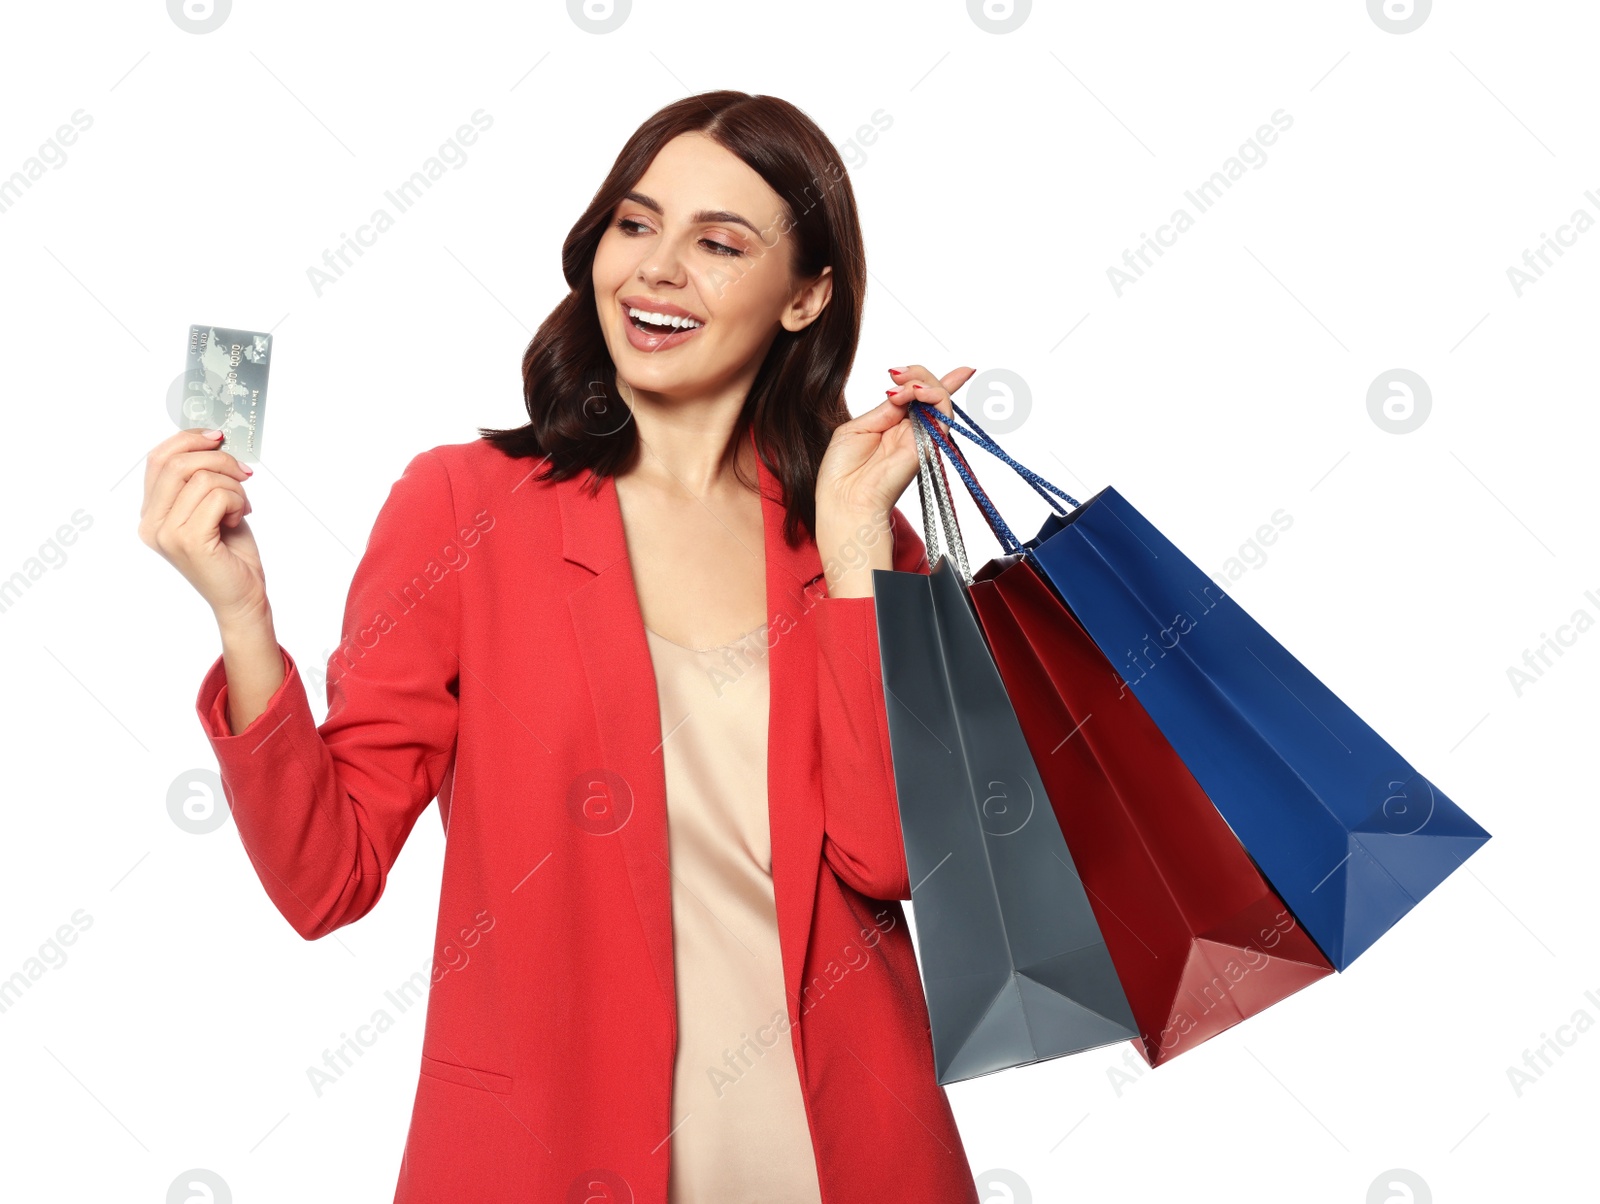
632, 229, 691, 287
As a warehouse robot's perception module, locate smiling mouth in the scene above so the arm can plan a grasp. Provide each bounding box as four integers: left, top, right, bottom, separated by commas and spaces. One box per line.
621, 302, 704, 336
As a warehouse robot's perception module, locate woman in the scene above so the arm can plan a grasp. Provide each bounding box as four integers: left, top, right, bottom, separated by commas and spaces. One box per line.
140, 91, 983, 1204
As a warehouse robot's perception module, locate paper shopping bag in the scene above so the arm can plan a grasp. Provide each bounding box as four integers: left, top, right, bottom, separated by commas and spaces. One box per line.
969, 551, 1334, 1065
872, 415, 1138, 1083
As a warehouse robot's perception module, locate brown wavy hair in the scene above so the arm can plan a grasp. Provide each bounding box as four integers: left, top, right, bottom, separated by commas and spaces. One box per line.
476, 90, 866, 546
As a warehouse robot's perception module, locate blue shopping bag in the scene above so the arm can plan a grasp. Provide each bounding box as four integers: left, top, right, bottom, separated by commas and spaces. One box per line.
907, 402, 1492, 971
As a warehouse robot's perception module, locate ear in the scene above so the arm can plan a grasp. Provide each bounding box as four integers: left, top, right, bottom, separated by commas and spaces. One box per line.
782, 265, 833, 333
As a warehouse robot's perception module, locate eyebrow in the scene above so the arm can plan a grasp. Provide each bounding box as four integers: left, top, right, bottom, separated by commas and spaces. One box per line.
620, 191, 766, 239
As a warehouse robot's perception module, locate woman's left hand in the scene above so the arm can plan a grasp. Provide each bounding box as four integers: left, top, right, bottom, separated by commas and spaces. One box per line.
814, 363, 976, 596
817, 363, 975, 518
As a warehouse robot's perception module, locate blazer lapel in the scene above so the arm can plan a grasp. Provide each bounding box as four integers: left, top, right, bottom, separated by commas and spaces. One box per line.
556, 427, 829, 1028
753, 430, 830, 1023
559, 465, 677, 1018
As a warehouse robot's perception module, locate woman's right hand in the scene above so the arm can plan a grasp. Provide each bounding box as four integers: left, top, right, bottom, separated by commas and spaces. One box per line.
139, 428, 266, 626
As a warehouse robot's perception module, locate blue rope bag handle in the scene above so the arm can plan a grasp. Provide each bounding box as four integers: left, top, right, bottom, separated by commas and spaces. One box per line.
909, 401, 1082, 556
943, 400, 1082, 513
910, 403, 1021, 553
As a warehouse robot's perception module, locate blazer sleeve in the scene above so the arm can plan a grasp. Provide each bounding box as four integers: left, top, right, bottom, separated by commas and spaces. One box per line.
193, 450, 462, 940
814, 506, 931, 901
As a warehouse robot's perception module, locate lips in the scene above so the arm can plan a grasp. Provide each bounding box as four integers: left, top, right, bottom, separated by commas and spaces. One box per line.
619, 300, 705, 352
618, 295, 705, 324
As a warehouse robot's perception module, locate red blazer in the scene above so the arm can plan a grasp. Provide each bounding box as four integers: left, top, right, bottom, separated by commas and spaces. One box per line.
195, 430, 980, 1203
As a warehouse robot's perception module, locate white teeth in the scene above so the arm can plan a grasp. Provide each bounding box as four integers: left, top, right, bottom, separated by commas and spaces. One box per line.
628, 307, 703, 330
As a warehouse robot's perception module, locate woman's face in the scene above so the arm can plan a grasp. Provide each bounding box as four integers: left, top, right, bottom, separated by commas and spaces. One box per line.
592, 131, 830, 402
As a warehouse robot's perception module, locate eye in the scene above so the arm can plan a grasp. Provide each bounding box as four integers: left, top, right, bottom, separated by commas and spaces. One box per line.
614, 217, 742, 257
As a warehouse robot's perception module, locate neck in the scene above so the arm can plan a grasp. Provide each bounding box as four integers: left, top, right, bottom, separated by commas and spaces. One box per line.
616, 379, 755, 498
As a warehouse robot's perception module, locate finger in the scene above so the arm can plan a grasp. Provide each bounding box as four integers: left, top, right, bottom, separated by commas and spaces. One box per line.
875, 382, 949, 425
198, 483, 248, 535
143, 447, 254, 527
886, 363, 933, 393
926, 366, 977, 416
836, 394, 916, 436
941, 366, 977, 394
145, 427, 225, 488
904, 378, 957, 422
163, 469, 247, 540
886, 364, 975, 405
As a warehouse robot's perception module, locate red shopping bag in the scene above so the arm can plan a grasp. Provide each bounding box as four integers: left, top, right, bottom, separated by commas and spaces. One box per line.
968, 554, 1334, 1066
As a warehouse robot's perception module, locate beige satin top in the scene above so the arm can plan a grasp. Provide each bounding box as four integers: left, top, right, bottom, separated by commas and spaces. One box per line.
644, 618, 823, 1204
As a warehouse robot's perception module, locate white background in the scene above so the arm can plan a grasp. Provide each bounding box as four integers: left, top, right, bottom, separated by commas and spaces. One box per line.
0, 1, 1593, 1201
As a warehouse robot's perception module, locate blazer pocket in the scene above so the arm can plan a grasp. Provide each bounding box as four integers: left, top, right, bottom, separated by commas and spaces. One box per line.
418, 1052, 514, 1096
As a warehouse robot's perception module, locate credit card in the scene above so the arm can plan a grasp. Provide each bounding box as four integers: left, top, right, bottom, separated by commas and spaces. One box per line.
182, 324, 271, 463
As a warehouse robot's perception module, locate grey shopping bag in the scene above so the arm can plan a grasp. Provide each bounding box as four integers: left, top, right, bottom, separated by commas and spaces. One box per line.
872, 417, 1138, 1084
